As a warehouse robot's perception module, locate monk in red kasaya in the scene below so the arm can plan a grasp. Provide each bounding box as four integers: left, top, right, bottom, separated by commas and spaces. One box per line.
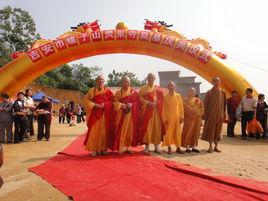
139, 73, 164, 154
112, 76, 140, 154
83, 75, 114, 156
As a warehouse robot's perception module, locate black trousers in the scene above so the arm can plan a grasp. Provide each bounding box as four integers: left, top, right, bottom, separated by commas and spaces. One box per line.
26, 114, 34, 136
256, 117, 267, 139
81, 115, 85, 122
13, 116, 27, 142
37, 119, 51, 140
66, 116, 71, 124
227, 114, 237, 137
59, 115, 65, 123
241, 111, 254, 138
77, 115, 81, 123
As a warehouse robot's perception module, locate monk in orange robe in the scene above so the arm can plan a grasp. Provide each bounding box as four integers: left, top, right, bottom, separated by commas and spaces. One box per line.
83, 75, 114, 156
181, 87, 204, 153
202, 77, 226, 153
112, 76, 140, 154
162, 81, 184, 154
139, 73, 164, 154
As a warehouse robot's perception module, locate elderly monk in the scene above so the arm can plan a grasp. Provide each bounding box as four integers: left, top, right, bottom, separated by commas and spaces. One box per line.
84, 75, 114, 156
181, 87, 204, 153
162, 81, 184, 154
202, 77, 226, 153
113, 76, 140, 154
139, 73, 164, 154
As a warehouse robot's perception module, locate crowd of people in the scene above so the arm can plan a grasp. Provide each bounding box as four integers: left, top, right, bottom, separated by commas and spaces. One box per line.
83, 73, 267, 156
227, 89, 267, 140
58, 103, 85, 126
0, 89, 53, 143
1, 73, 267, 152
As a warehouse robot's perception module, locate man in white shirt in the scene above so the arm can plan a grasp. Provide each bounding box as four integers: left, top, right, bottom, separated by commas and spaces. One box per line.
24, 89, 35, 139
240, 88, 257, 139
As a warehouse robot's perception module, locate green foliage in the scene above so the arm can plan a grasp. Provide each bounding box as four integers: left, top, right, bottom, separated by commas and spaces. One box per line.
0, 6, 40, 67
35, 64, 102, 94
107, 69, 145, 87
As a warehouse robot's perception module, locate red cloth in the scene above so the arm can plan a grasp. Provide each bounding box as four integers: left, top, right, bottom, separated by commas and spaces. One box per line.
139, 87, 164, 143
83, 88, 114, 146
29, 134, 268, 201
112, 90, 140, 150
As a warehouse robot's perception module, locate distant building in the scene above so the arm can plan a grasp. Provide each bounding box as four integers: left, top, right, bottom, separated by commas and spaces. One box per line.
158, 71, 202, 97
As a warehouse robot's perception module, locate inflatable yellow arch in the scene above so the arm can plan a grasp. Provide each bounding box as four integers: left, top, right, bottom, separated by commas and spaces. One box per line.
0, 22, 256, 97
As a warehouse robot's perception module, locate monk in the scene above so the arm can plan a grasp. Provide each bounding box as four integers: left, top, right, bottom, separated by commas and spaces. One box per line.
202, 77, 226, 153
181, 87, 204, 153
83, 75, 114, 156
162, 81, 184, 154
113, 76, 140, 154
139, 73, 164, 154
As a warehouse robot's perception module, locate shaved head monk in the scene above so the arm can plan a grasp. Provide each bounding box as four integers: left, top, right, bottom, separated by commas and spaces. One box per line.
202, 77, 226, 153
139, 73, 164, 154
83, 75, 114, 156
162, 81, 184, 154
112, 76, 140, 154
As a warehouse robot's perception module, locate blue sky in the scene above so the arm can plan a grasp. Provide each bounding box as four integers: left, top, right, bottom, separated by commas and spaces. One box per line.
1, 0, 268, 95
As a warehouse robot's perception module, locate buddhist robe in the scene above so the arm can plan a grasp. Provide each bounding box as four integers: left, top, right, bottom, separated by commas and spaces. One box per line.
162, 92, 184, 147
181, 97, 204, 147
112, 88, 140, 152
83, 87, 114, 151
139, 84, 164, 144
202, 88, 226, 143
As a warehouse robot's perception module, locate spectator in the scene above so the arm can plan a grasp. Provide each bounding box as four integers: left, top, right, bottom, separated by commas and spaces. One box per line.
65, 104, 73, 124
13, 92, 27, 143
24, 89, 35, 139
227, 91, 240, 137
0, 94, 13, 143
256, 94, 268, 140
59, 105, 66, 124
81, 107, 85, 122
35, 96, 52, 141
240, 88, 257, 140
75, 105, 82, 123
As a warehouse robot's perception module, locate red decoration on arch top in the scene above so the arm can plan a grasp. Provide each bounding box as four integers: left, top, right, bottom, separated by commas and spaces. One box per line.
81, 20, 100, 32
144, 19, 161, 31
213, 51, 227, 59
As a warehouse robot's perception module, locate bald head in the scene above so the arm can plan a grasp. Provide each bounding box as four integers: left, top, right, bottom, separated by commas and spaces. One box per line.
122, 76, 130, 89
187, 87, 196, 97
167, 81, 176, 94
147, 73, 156, 86
96, 75, 105, 88
212, 76, 221, 88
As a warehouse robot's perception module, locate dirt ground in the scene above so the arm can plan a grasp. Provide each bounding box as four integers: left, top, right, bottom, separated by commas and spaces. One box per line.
0, 119, 267, 201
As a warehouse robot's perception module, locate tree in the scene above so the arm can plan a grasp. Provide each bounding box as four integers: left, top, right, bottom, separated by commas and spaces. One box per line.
0, 6, 40, 67
107, 70, 144, 87
34, 63, 102, 94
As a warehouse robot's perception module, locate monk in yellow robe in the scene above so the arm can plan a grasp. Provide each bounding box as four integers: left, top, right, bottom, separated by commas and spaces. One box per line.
83, 75, 114, 156
139, 73, 164, 154
162, 81, 184, 154
113, 76, 140, 154
202, 77, 226, 153
181, 87, 204, 153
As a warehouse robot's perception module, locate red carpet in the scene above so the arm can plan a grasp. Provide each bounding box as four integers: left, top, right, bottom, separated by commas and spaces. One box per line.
29, 135, 268, 201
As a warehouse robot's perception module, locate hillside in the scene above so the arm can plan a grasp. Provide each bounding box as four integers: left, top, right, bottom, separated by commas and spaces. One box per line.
22, 83, 85, 109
